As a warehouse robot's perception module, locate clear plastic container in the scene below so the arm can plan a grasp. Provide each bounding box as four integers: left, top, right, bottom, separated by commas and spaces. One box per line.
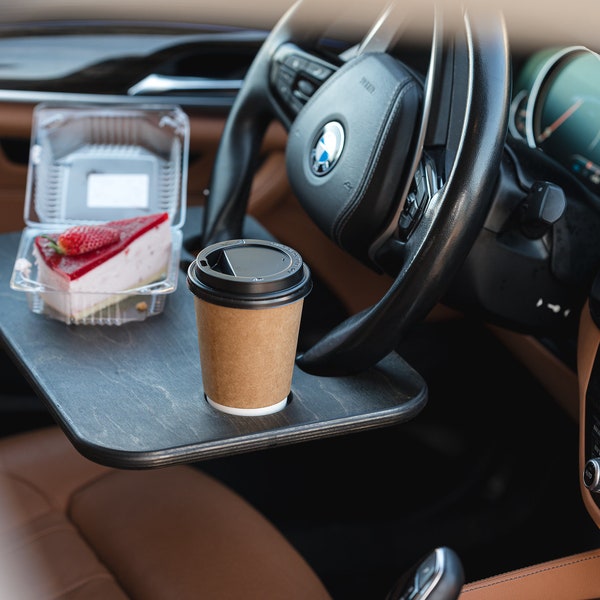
10, 103, 189, 325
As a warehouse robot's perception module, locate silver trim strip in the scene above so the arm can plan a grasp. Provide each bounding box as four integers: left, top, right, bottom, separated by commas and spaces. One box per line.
524, 45, 590, 148
128, 74, 244, 96
0, 88, 237, 108
356, 2, 403, 55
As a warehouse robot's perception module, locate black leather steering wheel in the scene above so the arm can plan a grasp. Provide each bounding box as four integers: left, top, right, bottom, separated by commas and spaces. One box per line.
201, 0, 510, 376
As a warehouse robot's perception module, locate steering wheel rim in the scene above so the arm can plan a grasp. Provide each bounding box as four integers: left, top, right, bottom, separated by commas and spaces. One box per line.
202, 1, 510, 376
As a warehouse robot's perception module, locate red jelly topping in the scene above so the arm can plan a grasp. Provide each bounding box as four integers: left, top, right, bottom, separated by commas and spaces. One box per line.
34, 212, 169, 281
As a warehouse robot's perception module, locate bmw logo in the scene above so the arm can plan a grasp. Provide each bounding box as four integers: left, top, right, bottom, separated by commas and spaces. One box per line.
310, 121, 345, 176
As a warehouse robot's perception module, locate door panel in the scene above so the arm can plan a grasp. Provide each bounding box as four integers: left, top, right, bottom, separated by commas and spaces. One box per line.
578, 299, 600, 528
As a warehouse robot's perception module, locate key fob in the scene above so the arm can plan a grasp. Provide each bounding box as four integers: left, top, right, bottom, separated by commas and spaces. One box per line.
386, 546, 464, 600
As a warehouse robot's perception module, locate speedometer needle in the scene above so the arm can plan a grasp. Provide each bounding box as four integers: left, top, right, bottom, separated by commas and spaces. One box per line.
537, 98, 583, 142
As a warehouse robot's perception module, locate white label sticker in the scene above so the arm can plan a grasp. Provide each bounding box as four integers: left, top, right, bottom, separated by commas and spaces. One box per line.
87, 173, 149, 209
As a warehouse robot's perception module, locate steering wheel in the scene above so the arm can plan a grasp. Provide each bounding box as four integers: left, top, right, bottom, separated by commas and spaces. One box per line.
201, 0, 510, 376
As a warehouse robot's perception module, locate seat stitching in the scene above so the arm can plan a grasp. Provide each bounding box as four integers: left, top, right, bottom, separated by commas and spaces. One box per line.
0, 465, 117, 512
462, 552, 600, 593
46, 571, 122, 600
0, 520, 76, 554
68, 469, 125, 502
66, 470, 141, 597
0, 520, 125, 598
0, 447, 128, 596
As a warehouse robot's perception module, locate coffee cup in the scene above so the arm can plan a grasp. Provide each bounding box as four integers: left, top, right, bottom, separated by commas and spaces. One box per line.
186, 238, 312, 416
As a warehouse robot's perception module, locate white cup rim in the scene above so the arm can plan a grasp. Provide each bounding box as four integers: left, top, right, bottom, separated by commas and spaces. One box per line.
205, 394, 289, 416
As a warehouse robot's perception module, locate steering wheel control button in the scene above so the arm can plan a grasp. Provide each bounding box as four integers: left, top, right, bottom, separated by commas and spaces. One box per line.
187, 239, 312, 416
398, 156, 438, 239
584, 458, 600, 492
283, 53, 307, 72
304, 61, 334, 81
297, 78, 317, 97
271, 43, 337, 116
310, 121, 345, 176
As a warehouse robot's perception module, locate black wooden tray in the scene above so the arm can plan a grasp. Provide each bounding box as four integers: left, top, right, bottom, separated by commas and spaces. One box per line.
0, 209, 427, 469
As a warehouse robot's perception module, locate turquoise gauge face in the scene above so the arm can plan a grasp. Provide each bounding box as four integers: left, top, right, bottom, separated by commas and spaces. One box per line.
537, 52, 600, 188
511, 47, 600, 191
509, 48, 560, 140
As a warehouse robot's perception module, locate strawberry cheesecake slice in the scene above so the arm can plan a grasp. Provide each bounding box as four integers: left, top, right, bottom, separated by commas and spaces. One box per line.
33, 212, 172, 322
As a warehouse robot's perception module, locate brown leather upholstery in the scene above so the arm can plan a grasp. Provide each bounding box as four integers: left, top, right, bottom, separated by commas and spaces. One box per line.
459, 548, 600, 599
0, 426, 332, 599
459, 301, 600, 599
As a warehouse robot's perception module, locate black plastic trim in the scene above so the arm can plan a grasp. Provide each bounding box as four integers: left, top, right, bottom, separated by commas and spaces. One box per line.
591, 271, 600, 329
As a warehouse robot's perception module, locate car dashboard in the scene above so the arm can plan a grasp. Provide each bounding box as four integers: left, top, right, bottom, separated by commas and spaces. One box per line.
1, 9, 600, 597
0, 5, 598, 481
0, 24, 264, 105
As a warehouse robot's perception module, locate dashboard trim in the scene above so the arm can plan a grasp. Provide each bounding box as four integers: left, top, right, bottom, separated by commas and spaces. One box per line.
0, 88, 237, 109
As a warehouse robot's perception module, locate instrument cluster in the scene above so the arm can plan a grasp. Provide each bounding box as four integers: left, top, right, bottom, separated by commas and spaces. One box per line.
510, 46, 600, 193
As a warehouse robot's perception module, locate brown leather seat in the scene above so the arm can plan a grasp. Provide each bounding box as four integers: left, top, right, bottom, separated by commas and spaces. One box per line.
3, 425, 600, 600
0, 426, 332, 599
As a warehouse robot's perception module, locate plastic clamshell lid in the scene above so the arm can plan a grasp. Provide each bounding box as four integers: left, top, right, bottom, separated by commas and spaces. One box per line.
23, 102, 189, 230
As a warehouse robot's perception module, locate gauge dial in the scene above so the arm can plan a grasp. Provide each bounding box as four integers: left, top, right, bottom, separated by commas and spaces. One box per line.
535, 50, 600, 190
512, 46, 600, 192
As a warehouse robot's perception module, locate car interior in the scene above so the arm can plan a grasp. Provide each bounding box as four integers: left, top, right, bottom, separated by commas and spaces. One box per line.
2, 0, 600, 598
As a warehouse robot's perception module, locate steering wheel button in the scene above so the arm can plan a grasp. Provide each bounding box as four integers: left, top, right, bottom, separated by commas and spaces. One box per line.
304, 61, 333, 80
297, 79, 317, 97
283, 54, 307, 72
277, 68, 295, 85
289, 96, 304, 113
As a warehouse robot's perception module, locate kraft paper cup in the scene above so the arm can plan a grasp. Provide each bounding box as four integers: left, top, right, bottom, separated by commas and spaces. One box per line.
186, 239, 312, 416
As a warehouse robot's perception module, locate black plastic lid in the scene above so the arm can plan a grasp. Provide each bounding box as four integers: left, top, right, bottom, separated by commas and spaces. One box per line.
187, 239, 312, 309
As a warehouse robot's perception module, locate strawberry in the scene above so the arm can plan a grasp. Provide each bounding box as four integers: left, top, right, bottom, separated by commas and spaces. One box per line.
43, 224, 121, 256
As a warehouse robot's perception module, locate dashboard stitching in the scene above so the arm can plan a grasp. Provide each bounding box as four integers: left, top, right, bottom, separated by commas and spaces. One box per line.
461, 552, 600, 592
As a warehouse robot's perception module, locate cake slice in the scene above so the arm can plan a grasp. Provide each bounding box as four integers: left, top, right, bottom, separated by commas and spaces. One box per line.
33, 212, 172, 322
